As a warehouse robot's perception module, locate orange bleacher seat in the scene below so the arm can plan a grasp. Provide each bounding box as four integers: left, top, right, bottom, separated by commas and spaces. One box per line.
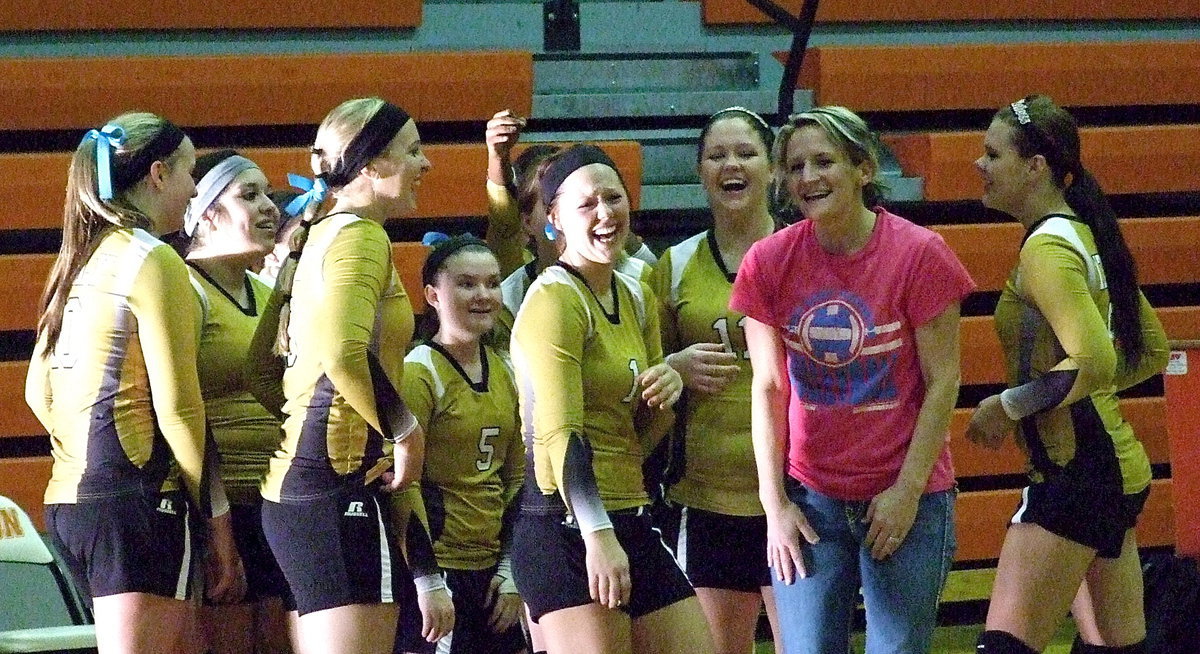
0, 0, 420, 30
783, 42, 1200, 113
931, 217, 1200, 291
703, 0, 1200, 25
954, 480, 1175, 562
0, 51, 532, 131
884, 126, 1200, 202
0, 458, 52, 532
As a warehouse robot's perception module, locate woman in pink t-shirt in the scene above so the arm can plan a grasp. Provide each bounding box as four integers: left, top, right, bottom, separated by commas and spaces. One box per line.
729, 106, 975, 654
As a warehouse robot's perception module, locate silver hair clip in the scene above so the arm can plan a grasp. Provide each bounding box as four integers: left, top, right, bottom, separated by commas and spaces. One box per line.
713, 106, 771, 131
1010, 99, 1033, 125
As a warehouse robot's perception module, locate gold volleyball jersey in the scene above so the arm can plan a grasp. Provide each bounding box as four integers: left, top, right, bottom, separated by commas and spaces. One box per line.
511, 265, 667, 516
261, 214, 415, 503
652, 230, 761, 516
403, 342, 523, 570
495, 255, 653, 351
995, 216, 1167, 494
26, 228, 208, 506
188, 266, 281, 504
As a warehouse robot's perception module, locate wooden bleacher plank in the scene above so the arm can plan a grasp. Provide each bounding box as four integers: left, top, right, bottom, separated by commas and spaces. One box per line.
786, 42, 1200, 113
931, 223, 1022, 293
393, 242, 430, 314
954, 479, 1174, 562
949, 397, 1169, 479
0, 254, 52, 333
0, 141, 641, 231
0, 457, 51, 531
1158, 306, 1200, 342
960, 317, 1007, 387
961, 306, 1200, 386
0, 0, 419, 31
931, 217, 1200, 292
884, 125, 1200, 202
0, 51, 533, 131
0, 361, 41, 440
704, 0, 1200, 25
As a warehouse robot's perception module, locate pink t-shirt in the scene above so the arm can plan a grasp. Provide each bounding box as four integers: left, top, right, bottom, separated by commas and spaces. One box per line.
730, 209, 975, 500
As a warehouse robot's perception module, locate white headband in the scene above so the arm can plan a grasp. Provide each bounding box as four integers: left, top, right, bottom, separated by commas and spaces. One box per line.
185, 155, 258, 236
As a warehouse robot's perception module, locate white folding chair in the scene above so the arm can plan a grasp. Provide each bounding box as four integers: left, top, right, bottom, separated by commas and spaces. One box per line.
0, 495, 96, 653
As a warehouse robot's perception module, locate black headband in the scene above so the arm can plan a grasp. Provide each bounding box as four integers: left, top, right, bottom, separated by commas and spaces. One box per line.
111, 121, 187, 193
539, 144, 621, 207
321, 102, 411, 188
421, 234, 488, 287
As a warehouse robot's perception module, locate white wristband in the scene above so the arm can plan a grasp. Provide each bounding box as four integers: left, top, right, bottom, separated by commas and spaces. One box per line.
998, 389, 1023, 421
495, 556, 517, 594
414, 573, 447, 595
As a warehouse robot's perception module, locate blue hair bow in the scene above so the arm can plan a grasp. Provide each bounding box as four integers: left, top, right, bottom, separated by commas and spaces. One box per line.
422, 231, 450, 246
284, 173, 329, 217
81, 124, 126, 200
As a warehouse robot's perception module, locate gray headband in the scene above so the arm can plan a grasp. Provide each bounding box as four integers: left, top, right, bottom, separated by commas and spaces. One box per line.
185, 155, 259, 236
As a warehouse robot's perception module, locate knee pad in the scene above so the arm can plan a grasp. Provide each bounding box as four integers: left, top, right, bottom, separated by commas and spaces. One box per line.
977, 630, 1039, 654
1070, 636, 1146, 654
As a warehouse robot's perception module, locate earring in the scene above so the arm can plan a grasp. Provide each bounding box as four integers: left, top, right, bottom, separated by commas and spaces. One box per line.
544, 223, 557, 241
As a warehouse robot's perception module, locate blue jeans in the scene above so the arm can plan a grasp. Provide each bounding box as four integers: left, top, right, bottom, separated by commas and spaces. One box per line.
771, 480, 956, 654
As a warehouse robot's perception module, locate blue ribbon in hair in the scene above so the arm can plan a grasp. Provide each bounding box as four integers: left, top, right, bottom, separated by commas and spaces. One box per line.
421, 231, 451, 246
81, 124, 126, 200
284, 173, 329, 217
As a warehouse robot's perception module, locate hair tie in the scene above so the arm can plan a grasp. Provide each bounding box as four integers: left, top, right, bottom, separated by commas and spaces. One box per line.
110, 122, 186, 195
422, 231, 450, 246
284, 173, 329, 217
81, 124, 126, 200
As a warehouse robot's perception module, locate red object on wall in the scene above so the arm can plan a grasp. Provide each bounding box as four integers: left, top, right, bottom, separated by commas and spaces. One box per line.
1164, 348, 1200, 558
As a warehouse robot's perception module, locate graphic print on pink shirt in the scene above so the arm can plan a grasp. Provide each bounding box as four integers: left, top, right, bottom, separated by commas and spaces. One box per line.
729, 209, 977, 500
783, 291, 902, 412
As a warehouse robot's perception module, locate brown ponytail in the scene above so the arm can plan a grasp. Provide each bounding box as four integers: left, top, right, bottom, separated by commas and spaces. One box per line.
37, 112, 185, 357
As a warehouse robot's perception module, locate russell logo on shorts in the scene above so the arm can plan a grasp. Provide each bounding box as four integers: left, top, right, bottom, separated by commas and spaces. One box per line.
344, 501, 370, 518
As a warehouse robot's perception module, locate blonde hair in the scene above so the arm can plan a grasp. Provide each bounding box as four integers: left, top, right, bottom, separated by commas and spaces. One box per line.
273, 97, 389, 354
775, 106, 887, 209
37, 112, 187, 356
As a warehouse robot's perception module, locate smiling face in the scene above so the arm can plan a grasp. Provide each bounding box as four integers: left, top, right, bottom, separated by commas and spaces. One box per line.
200, 167, 278, 259
698, 116, 772, 215
370, 119, 432, 217
426, 249, 503, 338
549, 163, 630, 268
975, 119, 1035, 216
782, 125, 872, 224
